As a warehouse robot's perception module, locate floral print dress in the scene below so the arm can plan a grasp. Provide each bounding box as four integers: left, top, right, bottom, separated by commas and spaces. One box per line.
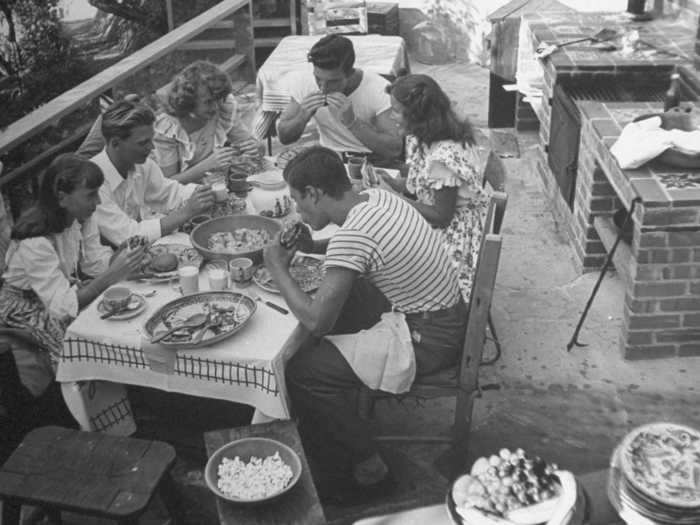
405, 136, 491, 303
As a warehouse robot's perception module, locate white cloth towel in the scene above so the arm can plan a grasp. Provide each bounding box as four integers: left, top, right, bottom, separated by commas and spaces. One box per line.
610, 116, 700, 169
326, 311, 415, 394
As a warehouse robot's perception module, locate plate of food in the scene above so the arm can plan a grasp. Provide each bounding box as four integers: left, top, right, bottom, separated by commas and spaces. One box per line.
143, 291, 257, 349
618, 422, 700, 509
447, 448, 581, 525
135, 244, 203, 281
254, 256, 325, 294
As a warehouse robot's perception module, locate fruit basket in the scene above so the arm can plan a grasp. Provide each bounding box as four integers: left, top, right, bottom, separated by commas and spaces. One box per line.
448, 448, 583, 525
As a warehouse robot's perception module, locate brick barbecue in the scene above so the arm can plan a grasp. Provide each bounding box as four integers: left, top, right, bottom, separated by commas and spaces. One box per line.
521, 8, 700, 359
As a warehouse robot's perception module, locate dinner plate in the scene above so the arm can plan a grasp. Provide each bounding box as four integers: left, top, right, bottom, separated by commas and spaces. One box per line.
97, 294, 146, 320
135, 244, 204, 281
143, 291, 256, 349
253, 256, 325, 294
619, 422, 700, 509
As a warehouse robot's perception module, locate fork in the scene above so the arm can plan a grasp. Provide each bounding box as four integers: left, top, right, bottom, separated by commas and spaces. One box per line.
248, 288, 289, 315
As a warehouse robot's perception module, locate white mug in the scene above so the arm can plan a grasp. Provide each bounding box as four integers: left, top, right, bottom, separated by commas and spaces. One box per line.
172, 265, 199, 295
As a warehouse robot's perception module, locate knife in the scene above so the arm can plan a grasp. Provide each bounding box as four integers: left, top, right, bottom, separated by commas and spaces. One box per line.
264, 301, 288, 315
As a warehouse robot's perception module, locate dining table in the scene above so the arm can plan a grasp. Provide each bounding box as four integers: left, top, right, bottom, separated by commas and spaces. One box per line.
253, 34, 410, 141
56, 228, 308, 436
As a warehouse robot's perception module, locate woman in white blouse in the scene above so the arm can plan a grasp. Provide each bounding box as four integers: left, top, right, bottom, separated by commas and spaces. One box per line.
0, 154, 145, 369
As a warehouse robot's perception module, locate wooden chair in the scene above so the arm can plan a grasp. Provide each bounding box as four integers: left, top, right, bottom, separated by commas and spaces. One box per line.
358, 192, 508, 450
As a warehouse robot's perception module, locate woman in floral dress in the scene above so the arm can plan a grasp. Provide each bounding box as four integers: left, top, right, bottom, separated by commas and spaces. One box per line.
378, 74, 491, 302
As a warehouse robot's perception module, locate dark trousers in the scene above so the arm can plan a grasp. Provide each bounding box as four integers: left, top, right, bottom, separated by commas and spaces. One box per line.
285, 279, 467, 483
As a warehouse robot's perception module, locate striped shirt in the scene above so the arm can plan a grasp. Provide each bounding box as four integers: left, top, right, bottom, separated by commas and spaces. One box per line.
325, 189, 461, 313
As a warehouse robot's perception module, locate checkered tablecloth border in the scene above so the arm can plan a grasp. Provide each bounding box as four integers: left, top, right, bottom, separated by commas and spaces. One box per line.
63, 338, 280, 395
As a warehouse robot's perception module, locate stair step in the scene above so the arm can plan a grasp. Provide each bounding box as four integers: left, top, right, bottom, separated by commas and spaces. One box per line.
253, 17, 293, 28
254, 36, 284, 48
211, 20, 235, 29
180, 39, 237, 51
219, 54, 246, 74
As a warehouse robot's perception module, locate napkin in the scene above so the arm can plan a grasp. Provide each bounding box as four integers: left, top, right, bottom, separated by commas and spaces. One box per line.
326, 311, 415, 394
141, 335, 177, 374
610, 116, 700, 169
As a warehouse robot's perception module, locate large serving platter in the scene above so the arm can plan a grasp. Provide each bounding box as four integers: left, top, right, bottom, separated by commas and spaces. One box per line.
619, 422, 700, 509
143, 291, 256, 349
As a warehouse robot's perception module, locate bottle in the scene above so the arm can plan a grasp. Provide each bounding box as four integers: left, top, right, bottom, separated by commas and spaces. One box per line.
664, 68, 681, 112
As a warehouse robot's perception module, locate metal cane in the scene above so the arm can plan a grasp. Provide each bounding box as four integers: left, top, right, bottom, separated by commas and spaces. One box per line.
566, 198, 641, 351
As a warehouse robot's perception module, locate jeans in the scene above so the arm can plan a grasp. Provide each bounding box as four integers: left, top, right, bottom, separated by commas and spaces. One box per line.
285, 278, 467, 484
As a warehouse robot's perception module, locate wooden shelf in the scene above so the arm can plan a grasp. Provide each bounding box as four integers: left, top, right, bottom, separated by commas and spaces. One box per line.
593, 215, 633, 285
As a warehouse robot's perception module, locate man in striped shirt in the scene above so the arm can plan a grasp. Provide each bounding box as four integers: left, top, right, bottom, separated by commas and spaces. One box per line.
263, 146, 466, 504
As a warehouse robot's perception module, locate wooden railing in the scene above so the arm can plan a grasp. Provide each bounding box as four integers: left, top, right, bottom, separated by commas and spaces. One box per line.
0, 0, 253, 187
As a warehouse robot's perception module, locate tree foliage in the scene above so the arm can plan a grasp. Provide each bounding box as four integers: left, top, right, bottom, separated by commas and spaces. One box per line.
0, 0, 94, 129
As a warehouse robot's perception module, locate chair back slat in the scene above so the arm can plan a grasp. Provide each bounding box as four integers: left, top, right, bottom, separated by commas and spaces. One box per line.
457, 192, 507, 391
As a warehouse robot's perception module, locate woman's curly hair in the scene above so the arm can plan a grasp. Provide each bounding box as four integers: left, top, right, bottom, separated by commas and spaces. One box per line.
166, 60, 232, 118
387, 74, 475, 148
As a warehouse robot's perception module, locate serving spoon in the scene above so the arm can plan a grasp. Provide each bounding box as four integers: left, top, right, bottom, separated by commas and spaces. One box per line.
150, 312, 208, 344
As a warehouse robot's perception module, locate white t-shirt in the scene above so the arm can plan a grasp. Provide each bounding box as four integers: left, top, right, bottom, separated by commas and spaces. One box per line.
285, 69, 391, 153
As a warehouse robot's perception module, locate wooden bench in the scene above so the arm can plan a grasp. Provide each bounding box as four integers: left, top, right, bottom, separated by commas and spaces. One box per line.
0, 426, 180, 524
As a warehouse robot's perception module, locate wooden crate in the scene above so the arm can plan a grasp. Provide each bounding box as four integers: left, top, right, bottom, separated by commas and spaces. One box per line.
367, 2, 398, 35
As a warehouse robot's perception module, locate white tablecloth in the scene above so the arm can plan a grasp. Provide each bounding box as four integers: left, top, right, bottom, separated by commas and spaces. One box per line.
256, 34, 409, 113
56, 233, 305, 435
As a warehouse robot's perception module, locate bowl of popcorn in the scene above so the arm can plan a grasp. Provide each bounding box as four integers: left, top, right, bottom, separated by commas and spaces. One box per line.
205, 437, 302, 504
447, 448, 583, 525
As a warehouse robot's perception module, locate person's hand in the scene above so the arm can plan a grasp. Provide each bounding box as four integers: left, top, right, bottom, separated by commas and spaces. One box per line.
108, 245, 146, 280
263, 235, 295, 270
185, 184, 215, 216
234, 138, 262, 157
377, 170, 399, 193
300, 92, 326, 119
326, 93, 355, 126
209, 146, 237, 171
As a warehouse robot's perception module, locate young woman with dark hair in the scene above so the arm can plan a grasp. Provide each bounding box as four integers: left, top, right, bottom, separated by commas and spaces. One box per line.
379, 74, 490, 301
153, 60, 262, 184
0, 154, 145, 370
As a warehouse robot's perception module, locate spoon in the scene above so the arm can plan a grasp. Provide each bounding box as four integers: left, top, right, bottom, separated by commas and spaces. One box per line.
191, 314, 219, 345
150, 313, 208, 344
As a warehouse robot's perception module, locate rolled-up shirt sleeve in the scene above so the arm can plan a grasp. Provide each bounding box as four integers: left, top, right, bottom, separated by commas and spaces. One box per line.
96, 184, 162, 246
17, 238, 79, 322
79, 216, 113, 277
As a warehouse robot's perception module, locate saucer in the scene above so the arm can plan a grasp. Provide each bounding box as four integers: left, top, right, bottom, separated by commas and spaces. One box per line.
97, 294, 147, 320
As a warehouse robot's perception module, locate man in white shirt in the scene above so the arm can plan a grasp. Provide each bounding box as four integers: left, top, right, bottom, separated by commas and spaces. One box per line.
277, 34, 404, 166
91, 100, 215, 246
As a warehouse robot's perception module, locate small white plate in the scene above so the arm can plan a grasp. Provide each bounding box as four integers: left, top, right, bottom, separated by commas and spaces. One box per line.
97, 294, 146, 320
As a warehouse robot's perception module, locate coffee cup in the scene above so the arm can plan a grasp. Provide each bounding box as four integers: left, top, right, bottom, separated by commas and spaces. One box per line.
173, 265, 199, 295
208, 267, 229, 291
212, 182, 228, 202
346, 155, 364, 180
103, 286, 133, 311
229, 257, 254, 285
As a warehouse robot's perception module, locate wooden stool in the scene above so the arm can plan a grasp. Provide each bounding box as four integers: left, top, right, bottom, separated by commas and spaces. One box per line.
0, 426, 180, 525
204, 420, 326, 525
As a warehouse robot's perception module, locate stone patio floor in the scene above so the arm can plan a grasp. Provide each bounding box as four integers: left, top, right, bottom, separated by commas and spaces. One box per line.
10, 57, 700, 525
